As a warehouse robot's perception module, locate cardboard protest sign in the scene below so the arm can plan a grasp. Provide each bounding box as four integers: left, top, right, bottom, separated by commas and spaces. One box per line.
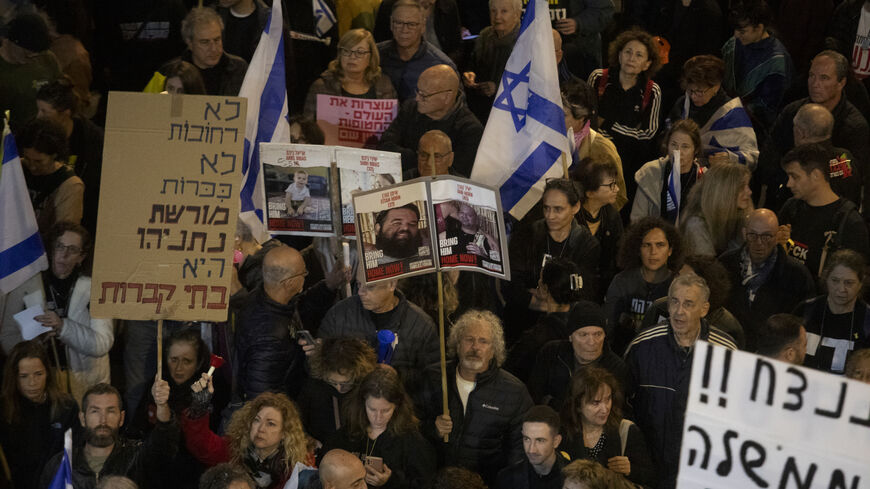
353, 176, 510, 284
260, 143, 334, 236
316, 94, 398, 148
431, 179, 507, 277
677, 342, 870, 488
336, 148, 402, 238
90, 93, 245, 321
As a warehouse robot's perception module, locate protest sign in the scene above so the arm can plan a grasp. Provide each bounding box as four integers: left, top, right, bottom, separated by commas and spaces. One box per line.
353, 176, 510, 284
316, 94, 398, 148
260, 143, 334, 236
336, 147, 402, 238
677, 342, 870, 488
431, 179, 507, 278
90, 93, 245, 321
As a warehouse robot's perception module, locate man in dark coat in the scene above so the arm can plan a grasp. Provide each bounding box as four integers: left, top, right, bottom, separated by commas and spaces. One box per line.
495, 406, 569, 489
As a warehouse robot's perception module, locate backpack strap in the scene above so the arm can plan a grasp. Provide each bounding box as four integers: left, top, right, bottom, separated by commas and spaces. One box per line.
641, 78, 654, 111
597, 68, 609, 99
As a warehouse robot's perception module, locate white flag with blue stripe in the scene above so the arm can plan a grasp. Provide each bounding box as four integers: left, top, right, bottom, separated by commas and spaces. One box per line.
0, 120, 48, 294
312, 0, 336, 38
470, 0, 570, 219
238, 0, 290, 242
47, 429, 73, 489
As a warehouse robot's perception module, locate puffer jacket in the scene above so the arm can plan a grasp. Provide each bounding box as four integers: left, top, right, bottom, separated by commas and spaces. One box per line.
426, 360, 533, 485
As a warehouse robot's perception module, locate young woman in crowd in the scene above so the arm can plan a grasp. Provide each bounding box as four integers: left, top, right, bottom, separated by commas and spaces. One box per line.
304, 29, 397, 121
321, 367, 436, 488
505, 178, 601, 342
631, 119, 706, 224
297, 338, 378, 447
181, 378, 313, 489
574, 158, 624, 286
0, 221, 113, 404
162, 60, 207, 94
561, 367, 656, 488
640, 254, 745, 349
0, 341, 78, 489
605, 217, 682, 354
504, 258, 584, 381
588, 28, 663, 215
794, 250, 870, 374
679, 162, 752, 256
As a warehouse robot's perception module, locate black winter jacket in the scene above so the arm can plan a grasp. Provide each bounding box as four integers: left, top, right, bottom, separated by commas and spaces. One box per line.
562, 422, 657, 487
494, 452, 570, 489
720, 245, 816, 351
426, 361, 533, 486
39, 417, 179, 489
527, 340, 631, 411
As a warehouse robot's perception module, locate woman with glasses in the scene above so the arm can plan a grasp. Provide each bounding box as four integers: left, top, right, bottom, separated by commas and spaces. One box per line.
297, 338, 378, 449
679, 162, 752, 256
0, 221, 113, 405
631, 119, 706, 224
666, 55, 758, 168
574, 158, 624, 286
320, 367, 435, 488
303, 28, 397, 120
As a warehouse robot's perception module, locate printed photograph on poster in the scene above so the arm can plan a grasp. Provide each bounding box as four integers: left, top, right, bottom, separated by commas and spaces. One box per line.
353, 181, 435, 282
431, 179, 506, 277
260, 143, 334, 236
336, 148, 402, 238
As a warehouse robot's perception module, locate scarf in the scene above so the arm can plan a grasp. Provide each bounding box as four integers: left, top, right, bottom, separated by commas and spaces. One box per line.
739, 247, 777, 304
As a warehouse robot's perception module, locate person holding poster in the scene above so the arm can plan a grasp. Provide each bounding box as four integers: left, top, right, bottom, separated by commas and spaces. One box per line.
303, 28, 397, 118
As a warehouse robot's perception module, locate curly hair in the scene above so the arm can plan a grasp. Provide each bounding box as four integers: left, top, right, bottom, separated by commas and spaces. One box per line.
562, 459, 633, 489
1, 341, 70, 424
447, 309, 506, 366
617, 217, 682, 270
561, 367, 624, 437
607, 28, 663, 78
36, 76, 80, 114
680, 255, 731, 311
680, 162, 751, 254
224, 392, 308, 477
328, 28, 382, 84
309, 337, 377, 382
343, 367, 419, 438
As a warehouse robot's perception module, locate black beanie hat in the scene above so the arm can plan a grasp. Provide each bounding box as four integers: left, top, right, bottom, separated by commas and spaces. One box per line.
567, 300, 607, 334
4, 14, 51, 53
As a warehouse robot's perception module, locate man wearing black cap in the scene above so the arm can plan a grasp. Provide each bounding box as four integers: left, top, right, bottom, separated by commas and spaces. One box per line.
0, 13, 60, 129
527, 301, 631, 411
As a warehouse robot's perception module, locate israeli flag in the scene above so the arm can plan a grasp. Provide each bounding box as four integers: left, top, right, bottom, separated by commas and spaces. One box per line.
667, 150, 681, 221
312, 0, 336, 38
47, 429, 73, 489
0, 119, 48, 294
238, 0, 291, 242
470, 0, 570, 219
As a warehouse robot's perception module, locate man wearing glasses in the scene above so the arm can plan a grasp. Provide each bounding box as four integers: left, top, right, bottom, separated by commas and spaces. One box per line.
719, 208, 815, 351
377, 0, 456, 101
379, 64, 482, 178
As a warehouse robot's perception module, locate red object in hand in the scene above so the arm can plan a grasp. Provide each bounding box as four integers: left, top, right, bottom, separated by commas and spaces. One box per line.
206, 354, 225, 376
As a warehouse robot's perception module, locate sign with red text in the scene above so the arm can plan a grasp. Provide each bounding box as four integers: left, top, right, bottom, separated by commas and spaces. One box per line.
353, 176, 509, 284
336, 148, 402, 238
677, 342, 870, 488
91, 93, 245, 321
260, 143, 334, 236
316, 94, 398, 148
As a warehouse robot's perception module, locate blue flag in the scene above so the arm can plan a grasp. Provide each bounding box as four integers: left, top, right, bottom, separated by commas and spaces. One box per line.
48, 429, 73, 489
238, 0, 291, 242
470, 0, 571, 219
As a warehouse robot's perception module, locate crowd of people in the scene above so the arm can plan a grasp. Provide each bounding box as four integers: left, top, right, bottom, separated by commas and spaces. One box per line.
3, 0, 870, 488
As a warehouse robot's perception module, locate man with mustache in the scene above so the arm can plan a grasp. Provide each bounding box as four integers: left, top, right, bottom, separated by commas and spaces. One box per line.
40, 379, 178, 488
430, 310, 533, 486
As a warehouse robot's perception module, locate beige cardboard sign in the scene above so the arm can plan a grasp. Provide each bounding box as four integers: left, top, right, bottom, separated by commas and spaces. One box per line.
90, 92, 246, 321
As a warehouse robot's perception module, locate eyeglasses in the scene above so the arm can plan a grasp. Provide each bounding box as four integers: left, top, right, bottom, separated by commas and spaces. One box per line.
745, 232, 776, 244
687, 86, 714, 97
598, 181, 618, 191
392, 19, 421, 30
418, 151, 452, 160
282, 270, 309, 283
339, 47, 371, 59
54, 243, 83, 255
415, 88, 453, 101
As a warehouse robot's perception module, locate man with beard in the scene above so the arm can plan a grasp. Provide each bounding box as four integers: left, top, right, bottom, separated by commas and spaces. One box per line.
40, 380, 179, 488
371, 203, 425, 264
430, 310, 533, 486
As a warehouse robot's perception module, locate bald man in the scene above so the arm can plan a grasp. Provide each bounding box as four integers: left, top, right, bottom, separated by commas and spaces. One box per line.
235, 245, 338, 399
379, 64, 483, 178
320, 449, 367, 489
719, 208, 815, 351
793, 103, 861, 208
415, 129, 454, 177
553, 28, 579, 87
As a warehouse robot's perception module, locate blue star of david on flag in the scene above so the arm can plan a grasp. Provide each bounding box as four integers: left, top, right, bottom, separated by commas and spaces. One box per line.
493, 62, 531, 132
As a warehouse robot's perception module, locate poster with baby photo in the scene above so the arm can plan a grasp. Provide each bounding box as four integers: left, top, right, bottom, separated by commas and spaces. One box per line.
353, 180, 436, 283
260, 143, 335, 236
430, 177, 509, 280
336, 148, 402, 238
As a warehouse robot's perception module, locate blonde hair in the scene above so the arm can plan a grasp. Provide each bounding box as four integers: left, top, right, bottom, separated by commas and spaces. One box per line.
225, 392, 308, 476
328, 28, 381, 84
681, 162, 751, 254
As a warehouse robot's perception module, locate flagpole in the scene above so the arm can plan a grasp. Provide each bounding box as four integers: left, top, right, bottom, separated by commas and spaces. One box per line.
156, 319, 163, 379
561, 152, 570, 178
437, 270, 449, 442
